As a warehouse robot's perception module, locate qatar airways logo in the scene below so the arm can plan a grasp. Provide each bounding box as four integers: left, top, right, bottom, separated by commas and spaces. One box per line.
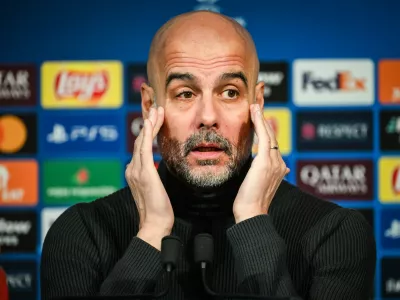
0, 67, 35, 103
297, 160, 373, 200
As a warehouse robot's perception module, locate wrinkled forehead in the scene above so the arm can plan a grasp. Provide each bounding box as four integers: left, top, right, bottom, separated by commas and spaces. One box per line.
153, 21, 256, 88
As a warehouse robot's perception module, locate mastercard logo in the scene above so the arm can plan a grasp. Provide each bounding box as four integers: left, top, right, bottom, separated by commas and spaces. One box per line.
0, 115, 27, 153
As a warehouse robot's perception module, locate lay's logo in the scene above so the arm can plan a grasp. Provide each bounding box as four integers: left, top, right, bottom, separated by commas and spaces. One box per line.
392, 166, 400, 195
379, 157, 400, 203
41, 61, 122, 108
55, 70, 108, 101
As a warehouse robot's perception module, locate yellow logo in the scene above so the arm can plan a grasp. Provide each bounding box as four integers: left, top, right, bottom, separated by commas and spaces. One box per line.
252, 108, 291, 156
379, 157, 400, 203
41, 61, 123, 108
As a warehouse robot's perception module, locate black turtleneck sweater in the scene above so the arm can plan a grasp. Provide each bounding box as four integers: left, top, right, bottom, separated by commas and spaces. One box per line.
41, 159, 376, 300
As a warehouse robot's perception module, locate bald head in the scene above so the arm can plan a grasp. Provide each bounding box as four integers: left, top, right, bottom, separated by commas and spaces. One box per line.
147, 11, 259, 91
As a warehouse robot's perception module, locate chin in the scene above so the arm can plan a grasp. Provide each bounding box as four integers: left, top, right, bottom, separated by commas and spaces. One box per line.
185, 161, 233, 188
191, 162, 225, 173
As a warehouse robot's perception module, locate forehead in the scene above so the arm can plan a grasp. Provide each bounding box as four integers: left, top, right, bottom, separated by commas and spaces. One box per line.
158, 23, 254, 81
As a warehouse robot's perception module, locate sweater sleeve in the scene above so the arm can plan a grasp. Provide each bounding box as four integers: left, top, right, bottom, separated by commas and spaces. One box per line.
40, 205, 164, 300
304, 209, 376, 300
226, 210, 376, 300
227, 214, 300, 297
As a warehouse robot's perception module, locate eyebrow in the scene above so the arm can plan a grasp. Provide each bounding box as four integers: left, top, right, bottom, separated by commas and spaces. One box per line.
165, 72, 195, 89
165, 71, 248, 89
219, 71, 248, 88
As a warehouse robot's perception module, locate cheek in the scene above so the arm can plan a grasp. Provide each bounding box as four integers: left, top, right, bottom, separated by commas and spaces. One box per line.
219, 109, 251, 144
163, 109, 194, 140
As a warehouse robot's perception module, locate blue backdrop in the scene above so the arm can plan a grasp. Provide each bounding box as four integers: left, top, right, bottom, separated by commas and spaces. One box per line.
1, 0, 400, 299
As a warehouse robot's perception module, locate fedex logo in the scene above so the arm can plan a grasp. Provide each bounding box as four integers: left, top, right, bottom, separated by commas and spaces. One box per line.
293, 59, 374, 106
302, 71, 366, 91
42, 114, 121, 153
55, 70, 109, 101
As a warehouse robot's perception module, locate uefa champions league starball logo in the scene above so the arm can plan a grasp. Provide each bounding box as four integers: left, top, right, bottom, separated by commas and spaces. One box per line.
193, 0, 247, 27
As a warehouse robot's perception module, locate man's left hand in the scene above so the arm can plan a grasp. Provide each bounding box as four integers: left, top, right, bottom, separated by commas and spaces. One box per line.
233, 104, 290, 223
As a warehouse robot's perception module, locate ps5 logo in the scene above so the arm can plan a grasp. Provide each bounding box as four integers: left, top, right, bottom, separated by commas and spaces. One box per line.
47, 124, 118, 144
193, 0, 247, 27
385, 219, 400, 239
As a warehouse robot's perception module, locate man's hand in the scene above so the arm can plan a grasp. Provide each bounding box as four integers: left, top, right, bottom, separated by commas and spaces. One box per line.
233, 104, 290, 223
125, 106, 174, 250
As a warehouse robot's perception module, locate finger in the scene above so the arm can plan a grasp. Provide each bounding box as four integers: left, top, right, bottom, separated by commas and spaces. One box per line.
263, 118, 279, 161
148, 106, 157, 127
140, 118, 155, 167
132, 125, 144, 168
152, 106, 165, 139
250, 104, 270, 158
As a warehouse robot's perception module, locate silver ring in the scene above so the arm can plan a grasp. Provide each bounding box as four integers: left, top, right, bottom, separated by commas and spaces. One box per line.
270, 146, 279, 150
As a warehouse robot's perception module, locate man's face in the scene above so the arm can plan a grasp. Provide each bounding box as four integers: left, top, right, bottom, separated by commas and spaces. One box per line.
152, 21, 259, 188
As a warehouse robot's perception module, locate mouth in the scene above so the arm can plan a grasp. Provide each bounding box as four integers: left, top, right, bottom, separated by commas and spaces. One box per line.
190, 143, 224, 159
192, 143, 224, 152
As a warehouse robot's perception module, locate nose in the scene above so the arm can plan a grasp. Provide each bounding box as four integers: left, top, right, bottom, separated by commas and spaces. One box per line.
196, 95, 219, 129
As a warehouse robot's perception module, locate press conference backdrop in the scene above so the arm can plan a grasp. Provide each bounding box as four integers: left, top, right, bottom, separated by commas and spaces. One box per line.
0, 0, 399, 299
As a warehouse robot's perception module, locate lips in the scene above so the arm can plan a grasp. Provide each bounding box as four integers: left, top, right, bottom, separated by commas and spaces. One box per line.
192, 143, 223, 152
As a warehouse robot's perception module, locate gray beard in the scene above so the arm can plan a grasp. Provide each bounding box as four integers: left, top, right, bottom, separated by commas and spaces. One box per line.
158, 129, 253, 188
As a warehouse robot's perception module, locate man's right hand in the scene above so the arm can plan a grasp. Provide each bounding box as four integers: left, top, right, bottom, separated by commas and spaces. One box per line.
125, 106, 174, 250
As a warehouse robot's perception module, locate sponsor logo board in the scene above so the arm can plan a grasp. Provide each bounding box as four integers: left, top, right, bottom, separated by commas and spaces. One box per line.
379, 60, 400, 104
382, 209, 400, 249
0, 211, 36, 253
381, 258, 400, 297
293, 59, 374, 106
0, 65, 36, 106
296, 111, 373, 151
42, 114, 121, 153
128, 63, 147, 105
0, 260, 37, 300
41, 61, 123, 108
0, 113, 37, 155
0, 160, 38, 206
380, 110, 400, 151
379, 157, 400, 203
258, 62, 288, 103
43, 160, 122, 205
296, 160, 374, 200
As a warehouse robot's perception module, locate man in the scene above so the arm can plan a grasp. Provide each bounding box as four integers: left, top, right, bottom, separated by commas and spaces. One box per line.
41, 11, 376, 300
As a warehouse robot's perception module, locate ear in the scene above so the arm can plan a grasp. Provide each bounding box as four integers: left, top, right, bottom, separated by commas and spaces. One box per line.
255, 81, 265, 108
141, 82, 155, 119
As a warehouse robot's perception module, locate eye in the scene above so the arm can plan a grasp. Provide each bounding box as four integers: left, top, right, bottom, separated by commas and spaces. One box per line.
222, 89, 239, 99
176, 91, 194, 99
